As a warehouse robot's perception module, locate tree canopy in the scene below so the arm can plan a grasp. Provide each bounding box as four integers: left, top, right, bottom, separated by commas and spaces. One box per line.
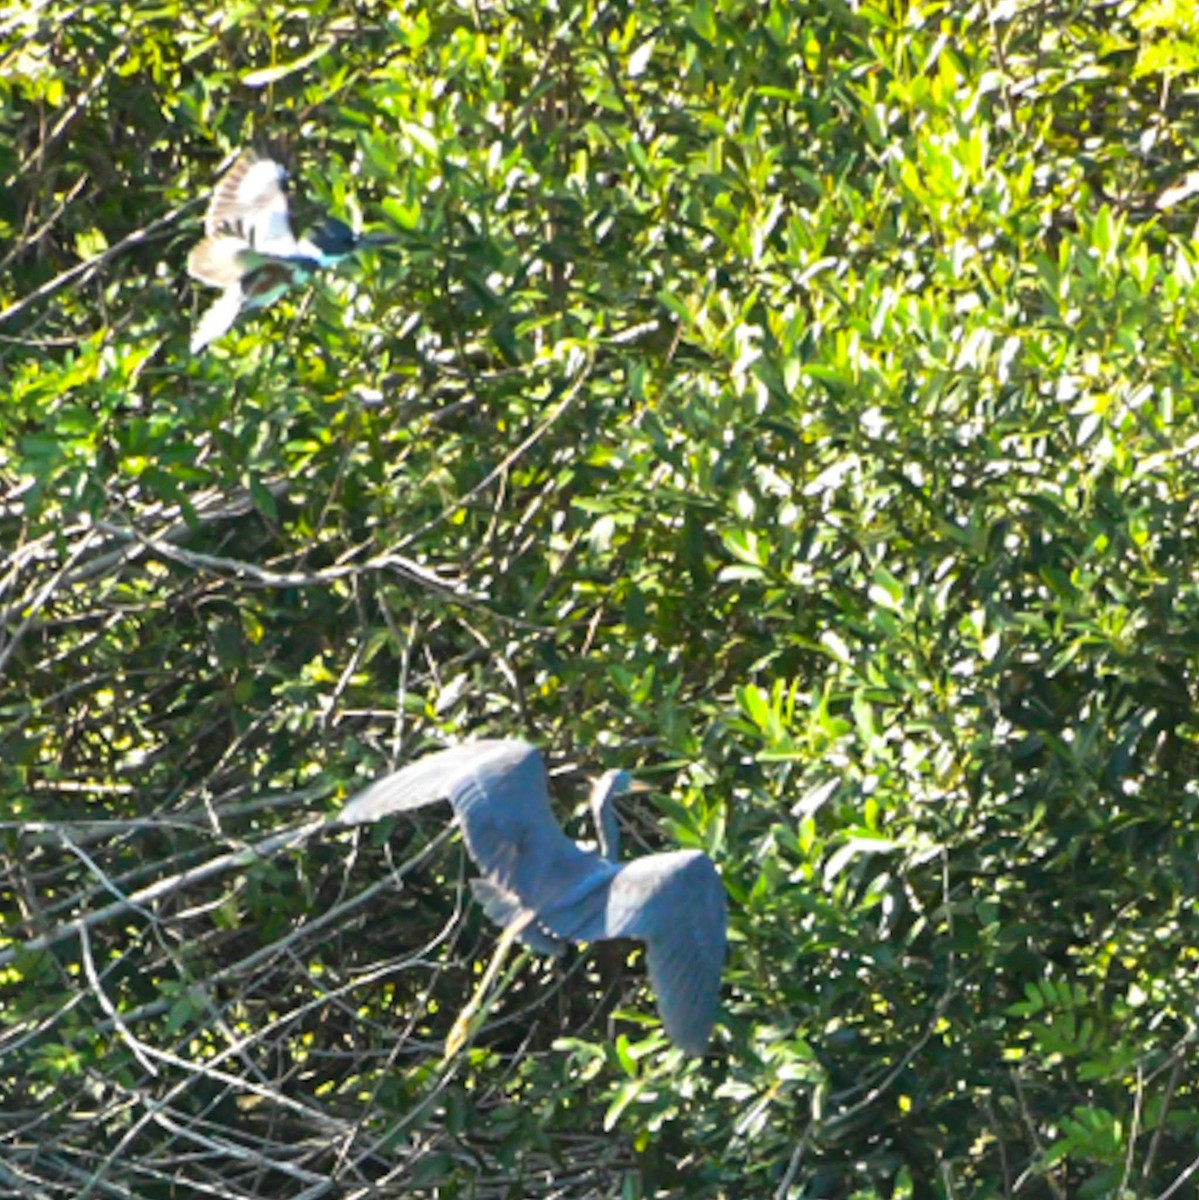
2, 1, 1199, 1197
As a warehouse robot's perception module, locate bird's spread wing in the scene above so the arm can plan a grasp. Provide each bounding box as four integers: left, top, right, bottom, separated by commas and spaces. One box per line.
190, 285, 244, 353
187, 235, 251, 288
586, 851, 727, 1055
204, 149, 297, 256
339, 741, 526, 824
340, 739, 599, 911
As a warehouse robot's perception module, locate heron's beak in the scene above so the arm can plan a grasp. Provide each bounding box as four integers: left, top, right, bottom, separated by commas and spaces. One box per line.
626, 778, 655, 794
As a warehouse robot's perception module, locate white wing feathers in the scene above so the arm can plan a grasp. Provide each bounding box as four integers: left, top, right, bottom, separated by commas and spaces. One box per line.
190, 286, 244, 354
204, 150, 297, 255
186, 234, 247, 288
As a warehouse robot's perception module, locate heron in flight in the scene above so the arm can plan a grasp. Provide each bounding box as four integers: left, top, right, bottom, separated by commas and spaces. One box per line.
186, 148, 393, 352
338, 739, 727, 1056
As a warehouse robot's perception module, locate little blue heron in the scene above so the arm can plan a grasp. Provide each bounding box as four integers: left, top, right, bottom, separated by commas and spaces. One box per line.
339, 739, 726, 1055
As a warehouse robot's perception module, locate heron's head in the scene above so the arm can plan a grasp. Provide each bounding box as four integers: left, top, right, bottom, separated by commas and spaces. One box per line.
591, 767, 631, 800
588, 768, 653, 806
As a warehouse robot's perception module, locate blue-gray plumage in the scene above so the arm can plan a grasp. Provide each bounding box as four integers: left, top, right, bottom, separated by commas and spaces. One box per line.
339, 739, 727, 1055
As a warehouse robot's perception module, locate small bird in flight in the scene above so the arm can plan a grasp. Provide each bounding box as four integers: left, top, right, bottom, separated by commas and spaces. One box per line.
186, 148, 392, 353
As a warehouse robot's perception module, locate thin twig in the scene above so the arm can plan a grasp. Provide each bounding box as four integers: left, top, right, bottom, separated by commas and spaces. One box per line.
0, 525, 104, 677
77, 923, 160, 1078
0, 816, 326, 970
394, 350, 595, 551
0, 195, 201, 329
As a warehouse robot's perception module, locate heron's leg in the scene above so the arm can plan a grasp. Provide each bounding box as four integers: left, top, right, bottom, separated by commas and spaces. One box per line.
443, 913, 535, 1060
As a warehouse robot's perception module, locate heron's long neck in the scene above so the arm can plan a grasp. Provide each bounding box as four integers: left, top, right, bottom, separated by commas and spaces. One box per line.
592, 792, 621, 862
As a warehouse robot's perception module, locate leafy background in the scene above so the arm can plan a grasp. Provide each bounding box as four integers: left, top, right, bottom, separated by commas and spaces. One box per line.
3, 1, 1199, 1196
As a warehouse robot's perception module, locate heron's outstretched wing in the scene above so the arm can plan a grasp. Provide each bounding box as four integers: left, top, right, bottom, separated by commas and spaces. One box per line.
204, 149, 297, 256
559, 850, 726, 1055
339, 739, 602, 912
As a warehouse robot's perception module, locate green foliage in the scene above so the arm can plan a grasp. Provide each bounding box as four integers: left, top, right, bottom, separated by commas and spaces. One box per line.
3, 0, 1199, 1197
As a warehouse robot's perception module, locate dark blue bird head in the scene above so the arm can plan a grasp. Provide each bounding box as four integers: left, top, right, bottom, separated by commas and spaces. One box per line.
302, 216, 360, 264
